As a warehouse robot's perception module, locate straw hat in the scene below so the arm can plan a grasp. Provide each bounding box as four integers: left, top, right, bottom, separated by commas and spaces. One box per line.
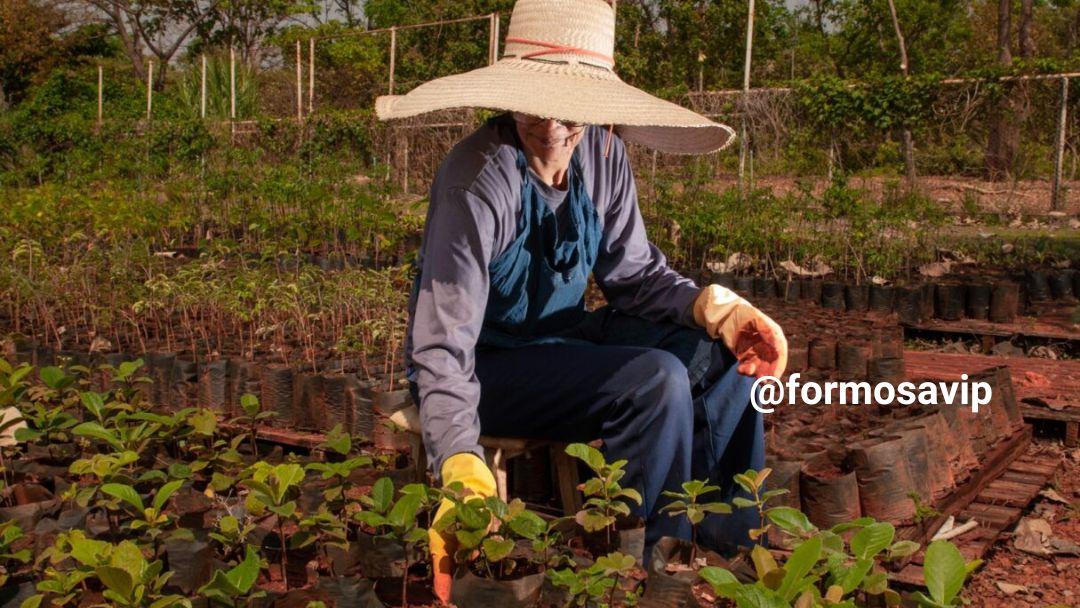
374, 0, 734, 155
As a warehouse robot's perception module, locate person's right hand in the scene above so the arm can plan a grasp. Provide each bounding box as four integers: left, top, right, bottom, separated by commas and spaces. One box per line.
430, 452, 497, 605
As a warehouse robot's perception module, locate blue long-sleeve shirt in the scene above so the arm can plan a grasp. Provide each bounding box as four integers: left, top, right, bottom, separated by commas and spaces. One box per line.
406, 118, 702, 476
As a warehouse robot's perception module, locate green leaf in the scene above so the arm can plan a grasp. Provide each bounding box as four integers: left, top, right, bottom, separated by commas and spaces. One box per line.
617, 488, 643, 506
79, 392, 105, 418
751, 544, 778, 580
699, 566, 739, 597
887, 540, 920, 560
779, 535, 821, 600
575, 510, 614, 533
387, 493, 421, 530
240, 394, 260, 417
455, 500, 490, 531
320, 424, 351, 455
188, 409, 218, 436
482, 537, 515, 562
18, 595, 43, 608
850, 522, 895, 560
152, 480, 184, 513
95, 566, 134, 599
100, 483, 145, 512
72, 422, 123, 451
924, 540, 966, 604
564, 443, 605, 473
39, 367, 68, 390
369, 477, 393, 514
455, 529, 486, 550
732, 496, 757, 509
839, 557, 874, 594
507, 510, 546, 540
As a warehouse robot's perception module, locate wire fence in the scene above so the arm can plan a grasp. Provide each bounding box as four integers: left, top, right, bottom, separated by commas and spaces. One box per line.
76, 10, 1080, 214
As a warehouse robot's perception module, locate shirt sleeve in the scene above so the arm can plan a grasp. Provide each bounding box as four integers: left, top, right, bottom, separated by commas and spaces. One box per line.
409, 186, 494, 477
592, 141, 702, 326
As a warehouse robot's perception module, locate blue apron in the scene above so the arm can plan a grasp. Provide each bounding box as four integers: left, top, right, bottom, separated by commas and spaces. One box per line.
477, 125, 602, 348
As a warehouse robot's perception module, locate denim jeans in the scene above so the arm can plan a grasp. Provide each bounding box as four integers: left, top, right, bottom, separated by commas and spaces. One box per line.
426, 306, 765, 553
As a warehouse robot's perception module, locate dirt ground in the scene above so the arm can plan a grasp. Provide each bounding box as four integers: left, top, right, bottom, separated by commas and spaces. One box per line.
965, 440, 1080, 607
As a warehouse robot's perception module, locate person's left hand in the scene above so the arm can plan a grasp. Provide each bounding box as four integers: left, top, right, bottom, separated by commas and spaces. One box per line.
693, 284, 788, 378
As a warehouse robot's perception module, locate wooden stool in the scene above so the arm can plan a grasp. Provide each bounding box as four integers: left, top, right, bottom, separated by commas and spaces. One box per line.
387, 404, 582, 515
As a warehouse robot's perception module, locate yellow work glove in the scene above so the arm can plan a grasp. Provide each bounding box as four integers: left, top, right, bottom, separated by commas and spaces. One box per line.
693, 284, 788, 379
430, 452, 496, 605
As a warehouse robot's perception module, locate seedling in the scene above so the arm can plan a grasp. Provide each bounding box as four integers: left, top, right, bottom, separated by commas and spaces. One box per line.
198, 545, 266, 608
231, 394, 275, 458
241, 462, 305, 587
209, 513, 257, 564
354, 478, 435, 607
660, 480, 732, 563
910, 540, 981, 608
908, 491, 941, 526
731, 468, 788, 544
100, 480, 187, 555
305, 454, 372, 522
0, 520, 30, 587
564, 443, 642, 546
433, 490, 548, 579
548, 552, 638, 608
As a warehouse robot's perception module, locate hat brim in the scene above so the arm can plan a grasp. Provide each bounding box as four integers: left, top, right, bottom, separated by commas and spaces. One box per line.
375, 59, 735, 155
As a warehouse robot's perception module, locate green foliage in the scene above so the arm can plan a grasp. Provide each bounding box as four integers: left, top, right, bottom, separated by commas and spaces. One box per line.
198, 546, 265, 607
660, 479, 731, 562
548, 552, 639, 608
565, 443, 642, 536
910, 540, 982, 607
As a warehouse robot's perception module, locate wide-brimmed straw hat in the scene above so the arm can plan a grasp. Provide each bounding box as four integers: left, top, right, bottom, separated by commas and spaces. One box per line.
375, 0, 734, 155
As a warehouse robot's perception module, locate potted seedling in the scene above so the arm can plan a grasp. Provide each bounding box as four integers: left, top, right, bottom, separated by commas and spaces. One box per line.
99, 480, 188, 556
564, 443, 644, 563
547, 552, 639, 608
209, 513, 258, 564
0, 520, 31, 588
230, 394, 276, 459
432, 488, 550, 607
305, 424, 372, 523
353, 477, 435, 606
241, 462, 307, 589
25, 533, 189, 608
701, 506, 925, 608
198, 545, 266, 608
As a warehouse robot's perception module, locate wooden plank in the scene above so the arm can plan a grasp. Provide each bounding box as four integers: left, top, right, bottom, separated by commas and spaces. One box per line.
1020, 404, 1080, 424
998, 470, 1047, 484
898, 425, 1031, 544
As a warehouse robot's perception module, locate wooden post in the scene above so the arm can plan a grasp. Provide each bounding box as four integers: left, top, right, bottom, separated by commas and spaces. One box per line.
403, 136, 409, 194
97, 64, 103, 128
145, 60, 153, 122
1052, 76, 1069, 211
886, 0, 917, 188
489, 13, 499, 65
229, 48, 236, 120
308, 38, 315, 114
388, 27, 397, 95
200, 54, 207, 119
738, 0, 755, 195
296, 39, 303, 121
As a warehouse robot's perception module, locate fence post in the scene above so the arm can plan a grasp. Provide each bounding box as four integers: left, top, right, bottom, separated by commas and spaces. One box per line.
1052, 76, 1069, 211
296, 39, 303, 122
389, 26, 397, 95
200, 54, 207, 119
738, 0, 755, 196
230, 48, 236, 120
97, 64, 103, 129
145, 60, 153, 122
489, 13, 498, 65
309, 38, 315, 114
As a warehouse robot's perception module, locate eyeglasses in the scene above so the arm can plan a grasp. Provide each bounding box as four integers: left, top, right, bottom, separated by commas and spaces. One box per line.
512, 112, 585, 131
